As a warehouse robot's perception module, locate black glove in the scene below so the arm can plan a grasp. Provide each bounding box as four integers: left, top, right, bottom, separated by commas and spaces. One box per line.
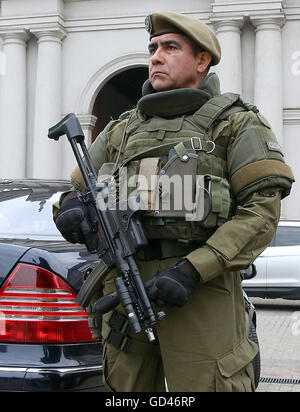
145, 259, 200, 308
55, 191, 98, 252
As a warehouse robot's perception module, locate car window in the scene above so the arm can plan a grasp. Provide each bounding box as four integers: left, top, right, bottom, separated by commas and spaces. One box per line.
274, 226, 300, 247
0, 187, 64, 239
267, 234, 276, 247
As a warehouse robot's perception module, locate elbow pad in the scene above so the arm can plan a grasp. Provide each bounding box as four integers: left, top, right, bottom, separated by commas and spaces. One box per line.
228, 111, 295, 203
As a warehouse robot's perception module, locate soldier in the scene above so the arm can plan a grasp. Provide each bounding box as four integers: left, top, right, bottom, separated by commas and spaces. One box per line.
54, 11, 294, 391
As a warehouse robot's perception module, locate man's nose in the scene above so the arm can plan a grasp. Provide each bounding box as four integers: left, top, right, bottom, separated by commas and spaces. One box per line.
150, 47, 165, 64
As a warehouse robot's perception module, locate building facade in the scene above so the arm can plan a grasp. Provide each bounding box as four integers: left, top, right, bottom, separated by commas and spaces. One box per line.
0, 0, 299, 218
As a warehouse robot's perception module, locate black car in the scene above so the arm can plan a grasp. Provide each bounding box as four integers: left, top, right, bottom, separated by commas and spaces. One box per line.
0, 178, 260, 391
0, 179, 104, 392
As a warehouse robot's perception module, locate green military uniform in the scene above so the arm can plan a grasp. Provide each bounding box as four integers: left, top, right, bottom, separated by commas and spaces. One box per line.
68, 72, 293, 392
55, 11, 294, 392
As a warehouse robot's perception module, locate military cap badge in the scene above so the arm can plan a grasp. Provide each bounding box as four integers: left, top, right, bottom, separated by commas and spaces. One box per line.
145, 15, 152, 34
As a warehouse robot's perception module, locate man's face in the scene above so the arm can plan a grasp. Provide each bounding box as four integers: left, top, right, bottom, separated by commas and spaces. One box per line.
148, 33, 209, 91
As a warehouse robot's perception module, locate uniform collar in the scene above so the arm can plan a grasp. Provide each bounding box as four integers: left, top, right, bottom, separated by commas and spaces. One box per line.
138, 73, 221, 118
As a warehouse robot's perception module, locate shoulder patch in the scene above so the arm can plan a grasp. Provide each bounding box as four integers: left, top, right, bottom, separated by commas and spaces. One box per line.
267, 141, 283, 155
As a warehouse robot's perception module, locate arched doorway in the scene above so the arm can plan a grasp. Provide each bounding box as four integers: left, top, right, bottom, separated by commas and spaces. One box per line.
91, 66, 148, 141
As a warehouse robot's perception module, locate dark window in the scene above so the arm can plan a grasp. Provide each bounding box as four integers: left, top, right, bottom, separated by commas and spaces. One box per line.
92, 66, 148, 141
274, 226, 300, 247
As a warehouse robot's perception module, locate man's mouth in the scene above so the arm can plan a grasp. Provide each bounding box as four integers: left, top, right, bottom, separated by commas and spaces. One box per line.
151, 71, 167, 77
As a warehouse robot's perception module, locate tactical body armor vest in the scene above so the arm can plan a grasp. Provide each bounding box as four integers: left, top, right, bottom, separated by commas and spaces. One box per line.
103, 91, 256, 242
72, 75, 293, 243
71, 76, 294, 342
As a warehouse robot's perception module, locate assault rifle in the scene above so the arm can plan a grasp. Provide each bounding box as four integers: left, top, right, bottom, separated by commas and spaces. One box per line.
48, 113, 165, 342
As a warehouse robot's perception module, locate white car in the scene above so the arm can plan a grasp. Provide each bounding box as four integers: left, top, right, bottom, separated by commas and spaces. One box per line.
243, 220, 300, 300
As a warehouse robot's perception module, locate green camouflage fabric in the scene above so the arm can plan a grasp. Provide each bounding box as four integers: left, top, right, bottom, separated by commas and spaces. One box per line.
60, 73, 294, 392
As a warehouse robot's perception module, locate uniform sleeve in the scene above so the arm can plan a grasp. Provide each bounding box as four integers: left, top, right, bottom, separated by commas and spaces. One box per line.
70, 126, 110, 191
186, 189, 281, 283
186, 109, 294, 283
227, 110, 294, 203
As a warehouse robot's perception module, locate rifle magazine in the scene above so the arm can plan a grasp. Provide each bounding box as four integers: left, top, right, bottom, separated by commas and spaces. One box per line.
76, 259, 111, 307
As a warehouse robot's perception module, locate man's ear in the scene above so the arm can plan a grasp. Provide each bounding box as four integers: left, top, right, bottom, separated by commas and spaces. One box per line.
197, 51, 212, 74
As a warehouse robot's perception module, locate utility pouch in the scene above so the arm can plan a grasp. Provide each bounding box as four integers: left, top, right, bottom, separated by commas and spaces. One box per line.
153, 144, 198, 218
102, 310, 131, 352
152, 142, 213, 222
185, 175, 212, 222
198, 175, 232, 228
211, 176, 231, 219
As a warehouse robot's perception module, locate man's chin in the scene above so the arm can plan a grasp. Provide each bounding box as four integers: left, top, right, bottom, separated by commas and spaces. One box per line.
151, 81, 173, 92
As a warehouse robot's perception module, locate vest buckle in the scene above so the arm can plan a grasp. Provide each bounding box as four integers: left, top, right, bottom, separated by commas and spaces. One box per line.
191, 137, 216, 154
190, 137, 202, 151
206, 141, 216, 154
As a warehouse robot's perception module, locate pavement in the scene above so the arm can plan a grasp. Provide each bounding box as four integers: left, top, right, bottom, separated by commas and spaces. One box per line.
250, 297, 300, 392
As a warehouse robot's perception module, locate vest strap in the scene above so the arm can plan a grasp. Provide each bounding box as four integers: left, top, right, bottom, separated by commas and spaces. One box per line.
118, 137, 227, 172
191, 92, 243, 132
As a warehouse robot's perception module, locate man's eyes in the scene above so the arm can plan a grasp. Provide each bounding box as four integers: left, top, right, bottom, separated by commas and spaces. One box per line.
148, 44, 178, 55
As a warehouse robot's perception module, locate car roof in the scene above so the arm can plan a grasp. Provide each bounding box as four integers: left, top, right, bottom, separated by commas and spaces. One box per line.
0, 178, 71, 185
278, 220, 300, 227
0, 178, 71, 190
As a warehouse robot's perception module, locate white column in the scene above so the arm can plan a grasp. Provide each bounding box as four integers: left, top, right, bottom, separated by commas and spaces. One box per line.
212, 19, 243, 94
31, 29, 66, 179
0, 32, 28, 178
77, 114, 98, 147
251, 17, 285, 145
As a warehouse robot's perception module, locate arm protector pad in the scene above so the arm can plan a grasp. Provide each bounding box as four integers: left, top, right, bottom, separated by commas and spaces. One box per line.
228, 111, 294, 203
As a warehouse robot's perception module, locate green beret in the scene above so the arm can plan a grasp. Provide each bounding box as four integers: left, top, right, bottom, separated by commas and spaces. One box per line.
145, 10, 221, 66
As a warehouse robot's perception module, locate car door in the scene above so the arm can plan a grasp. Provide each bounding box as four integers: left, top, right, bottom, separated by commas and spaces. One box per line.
266, 224, 300, 288
242, 236, 275, 289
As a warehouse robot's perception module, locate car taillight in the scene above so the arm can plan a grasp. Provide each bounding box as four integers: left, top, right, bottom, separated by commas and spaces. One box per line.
0, 263, 98, 343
